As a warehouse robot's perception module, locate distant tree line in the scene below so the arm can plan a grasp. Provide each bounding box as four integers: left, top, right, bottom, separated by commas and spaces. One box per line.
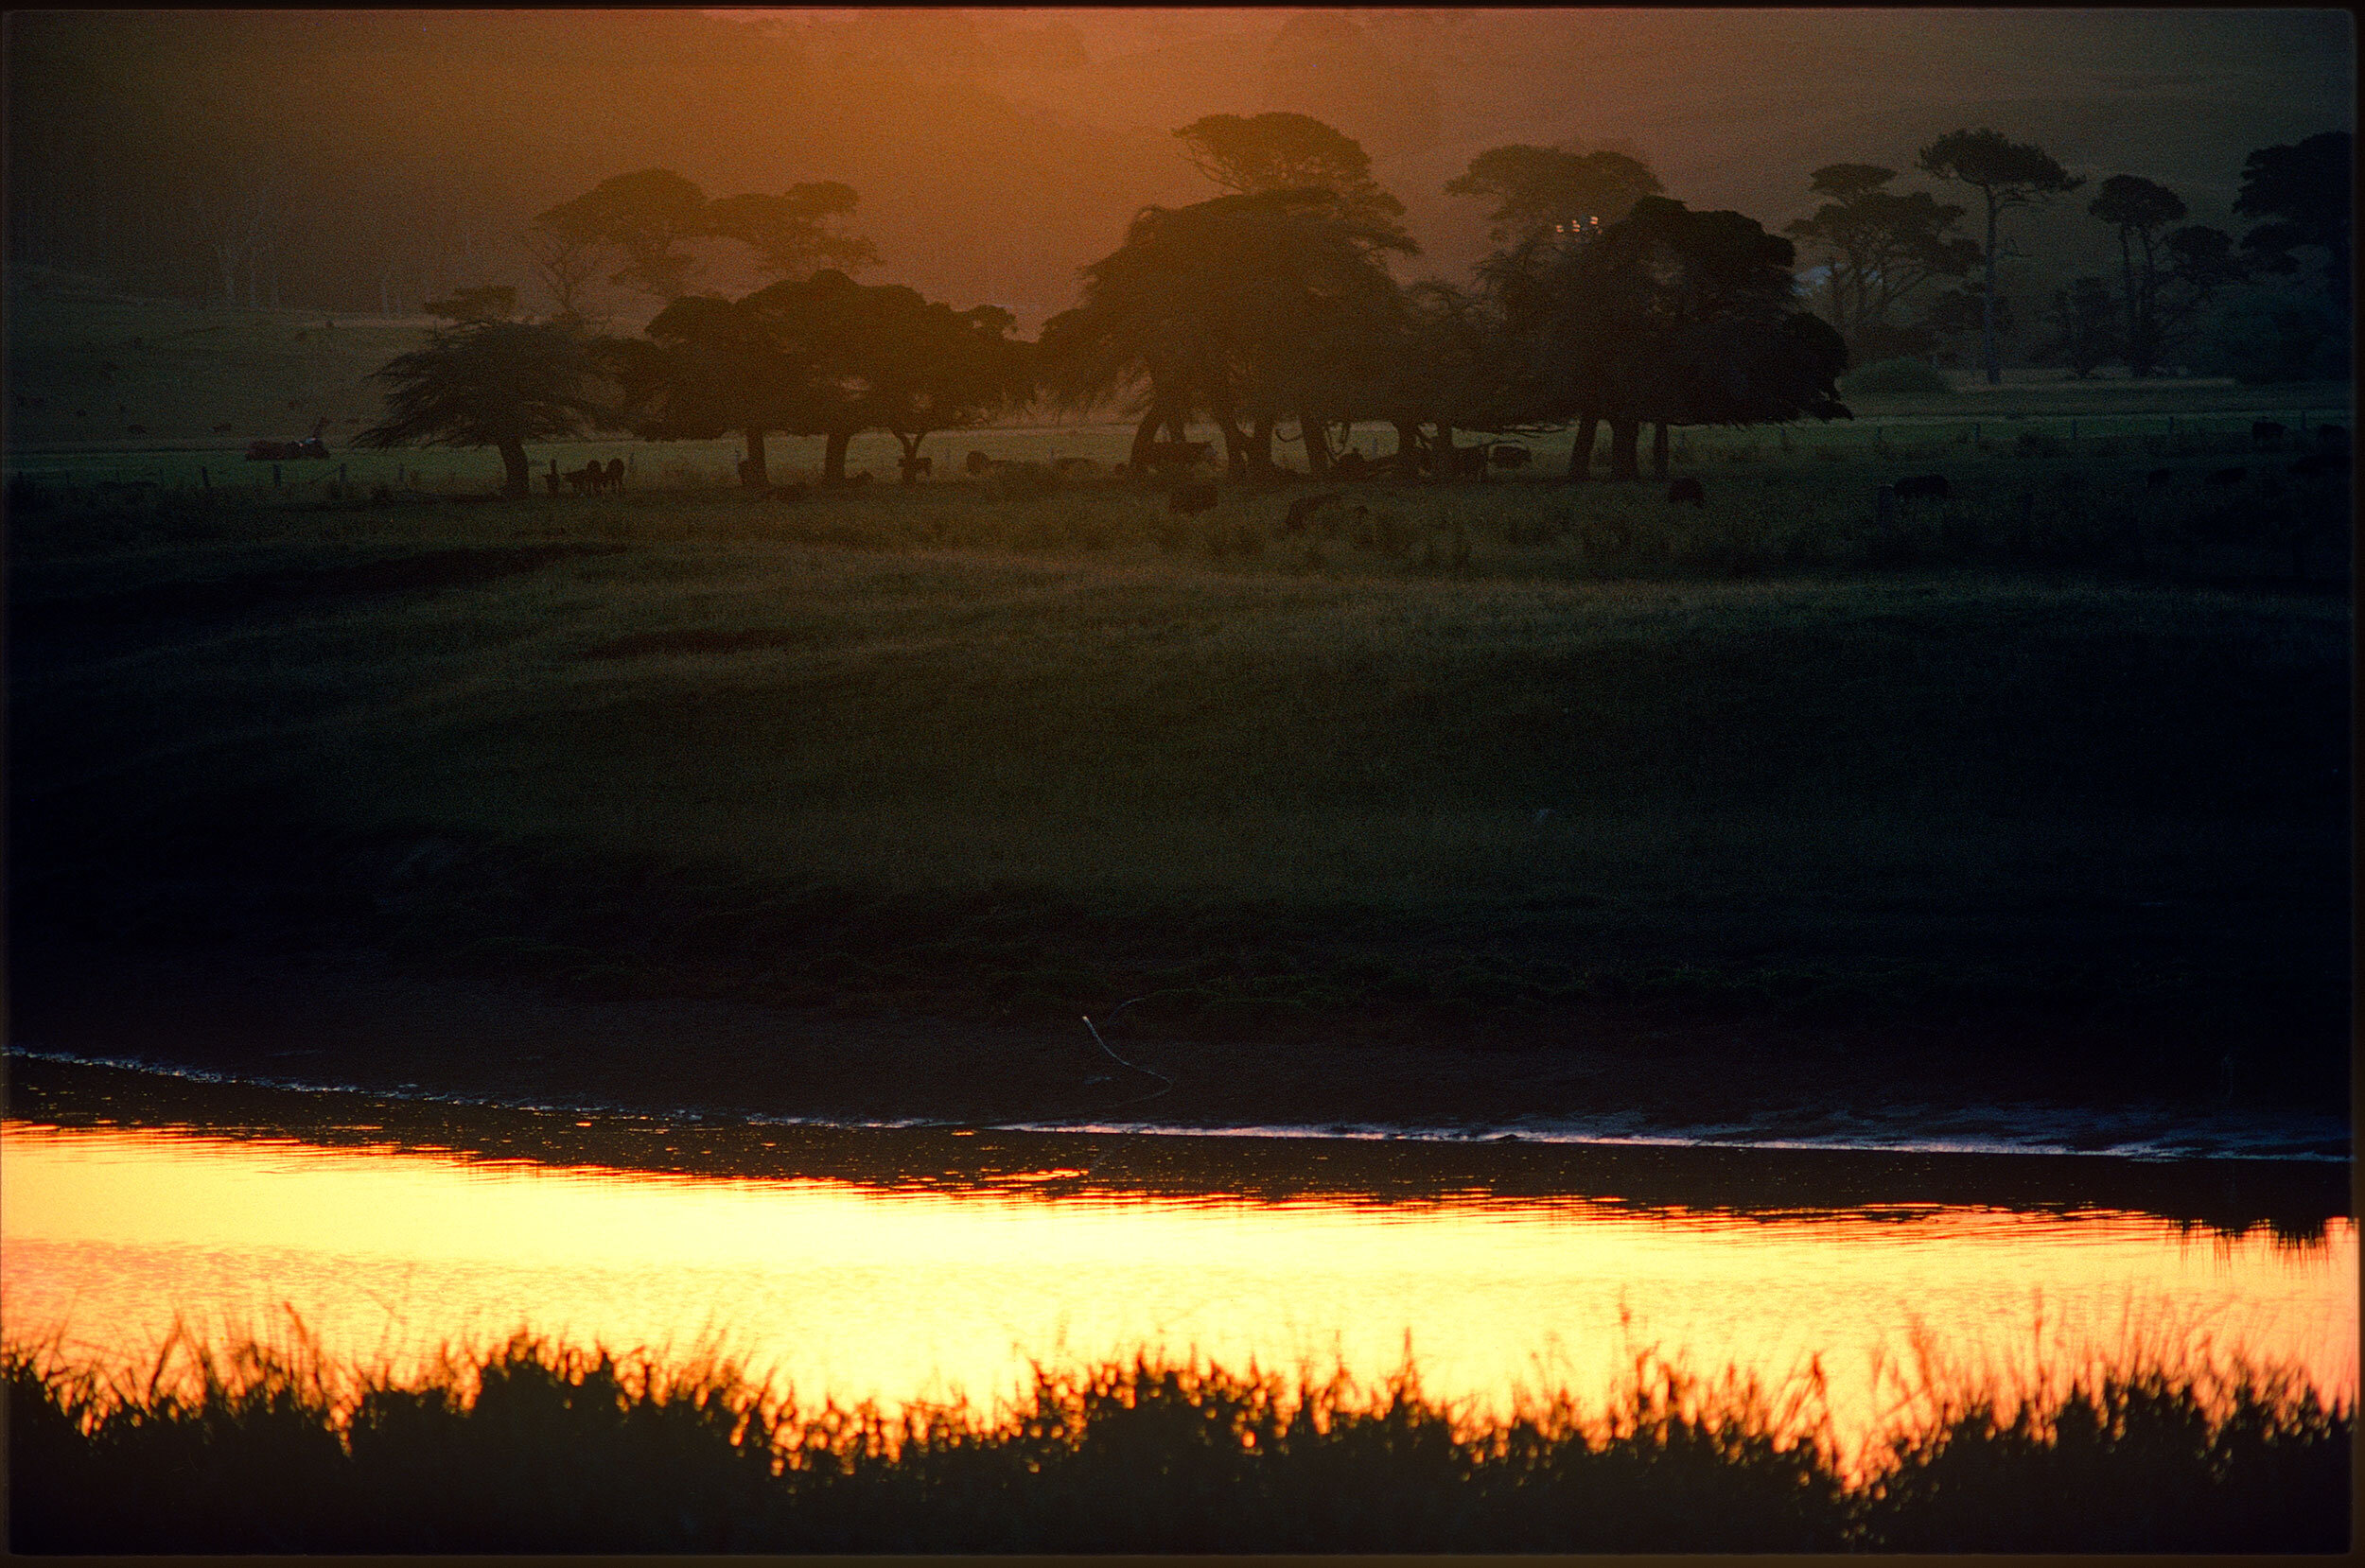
360, 115, 2353, 495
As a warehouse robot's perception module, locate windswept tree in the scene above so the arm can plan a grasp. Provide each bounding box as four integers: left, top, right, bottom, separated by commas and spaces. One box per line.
2234, 131, 2352, 312
518, 226, 606, 326
1784, 165, 1978, 361
1172, 112, 1411, 239
1915, 130, 2082, 383
1445, 144, 1663, 249
357, 321, 610, 497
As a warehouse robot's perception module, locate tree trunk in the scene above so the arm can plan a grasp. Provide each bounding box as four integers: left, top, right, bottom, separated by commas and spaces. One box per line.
823, 430, 851, 482
1608, 419, 1640, 480
1393, 422, 1425, 475
1249, 414, 1275, 474
1981, 194, 2001, 386
498, 439, 531, 498
741, 427, 769, 488
1651, 422, 1671, 479
1209, 392, 1252, 479
1299, 409, 1332, 477
1130, 406, 1166, 469
895, 431, 925, 483
1568, 415, 1600, 479
1164, 412, 1188, 444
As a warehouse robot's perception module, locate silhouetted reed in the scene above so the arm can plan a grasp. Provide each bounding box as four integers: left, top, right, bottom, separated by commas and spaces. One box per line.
7, 1326, 2347, 1552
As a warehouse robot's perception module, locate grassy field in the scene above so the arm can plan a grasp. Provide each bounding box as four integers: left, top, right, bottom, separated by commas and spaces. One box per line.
7, 1331, 2348, 1551
6, 283, 2354, 1128
8, 440, 2351, 1124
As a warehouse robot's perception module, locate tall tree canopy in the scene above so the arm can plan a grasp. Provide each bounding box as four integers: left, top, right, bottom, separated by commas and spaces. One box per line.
1915, 129, 2083, 384
1520, 196, 1848, 479
2234, 131, 2351, 311
356, 321, 610, 497
1040, 188, 1411, 475
1784, 164, 1977, 361
533, 168, 878, 305
1172, 111, 1409, 232
1445, 144, 1663, 248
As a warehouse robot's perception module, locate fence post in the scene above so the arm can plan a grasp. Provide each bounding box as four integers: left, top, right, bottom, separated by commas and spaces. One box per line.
339, 462, 347, 483
272, 463, 281, 487
1874, 483, 1897, 534
200, 467, 209, 491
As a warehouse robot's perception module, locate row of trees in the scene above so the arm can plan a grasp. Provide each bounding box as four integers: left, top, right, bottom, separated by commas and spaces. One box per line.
1781, 128, 2351, 383
361, 115, 2349, 496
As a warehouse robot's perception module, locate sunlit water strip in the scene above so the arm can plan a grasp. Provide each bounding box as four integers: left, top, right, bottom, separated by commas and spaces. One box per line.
4, 1121, 2352, 1473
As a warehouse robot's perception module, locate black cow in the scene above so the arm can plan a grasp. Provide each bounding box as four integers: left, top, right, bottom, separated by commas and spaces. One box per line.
2146, 467, 2176, 489
964, 450, 993, 476
901, 454, 934, 479
1283, 491, 1343, 532
1447, 444, 1489, 478
2203, 466, 2249, 486
1666, 477, 1706, 506
1894, 473, 1951, 501
1169, 479, 1219, 515
605, 458, 626, 493
2290, 450, 2349, 479
1330, 449, 1371, 480
2251, 421, 2286, 448
2317, 423, 2348, 448
1490, 444, 1533, 469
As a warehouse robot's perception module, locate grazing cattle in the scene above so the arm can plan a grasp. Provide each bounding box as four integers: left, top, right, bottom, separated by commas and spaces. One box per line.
1445, 444, 1488, 478
900, 454, 934, 479
566, 463, 598, 495
1052, 457, 1100, 477
212, 422, 234, 434
1666, 477, 1706, 507
1894, 473, 1951, 501
1330, 449, 1371, 480
604, 458, 625, 493
2203, 466, 2248, 486
2289, 450, 2349, 479
1490, 444, 1533, 469
2251, 421, 2286, 448
1143, 439, 1215, 470
1282, 491, 1343, 532
1169, 479, 1219, 515
544, 468, 561, 496
965, 449, 994, 476
2146, 467, 2176, 489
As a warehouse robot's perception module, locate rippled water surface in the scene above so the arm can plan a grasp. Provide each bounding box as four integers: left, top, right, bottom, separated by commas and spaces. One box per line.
5, 1103, 2352, 1470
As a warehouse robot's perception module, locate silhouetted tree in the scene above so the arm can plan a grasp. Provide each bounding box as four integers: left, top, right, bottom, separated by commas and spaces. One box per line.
1526, 196, 1847, 479
1041, 190, 1411, 475
357, 321, 609, 497
853, 293, 1035, 481
701, 183, 880, 280
2038, 276, 2118, 378
1916, 130, 2083, 383
1785, 165, 1977, 361
1173, 112, 1411, 239
612, 291, 810, 486
534, 168, 711, 302
2234, 131, 2352, 312
518, 226, 605, 326
1445, 144, 1662, 248
2086, 175, 2185, 376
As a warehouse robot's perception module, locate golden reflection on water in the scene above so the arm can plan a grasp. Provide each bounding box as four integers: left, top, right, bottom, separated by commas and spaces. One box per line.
4, 1122, 2353, 1467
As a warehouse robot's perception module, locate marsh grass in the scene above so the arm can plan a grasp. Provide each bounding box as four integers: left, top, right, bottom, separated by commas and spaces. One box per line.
6, 1325, 2348, 1552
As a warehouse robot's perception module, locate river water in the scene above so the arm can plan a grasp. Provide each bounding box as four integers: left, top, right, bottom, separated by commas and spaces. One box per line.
4, 1064, 2352, 1477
